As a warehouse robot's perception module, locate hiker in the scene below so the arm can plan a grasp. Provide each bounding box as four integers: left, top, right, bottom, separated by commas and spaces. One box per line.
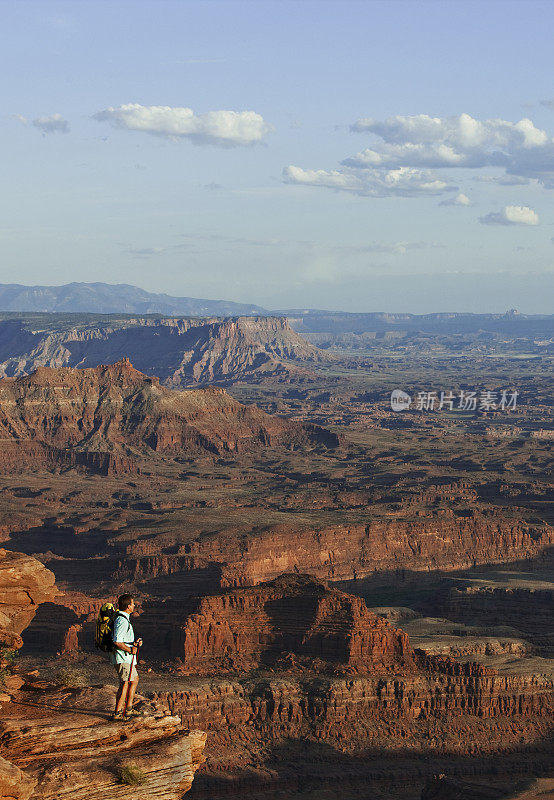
110, 593, 143, 721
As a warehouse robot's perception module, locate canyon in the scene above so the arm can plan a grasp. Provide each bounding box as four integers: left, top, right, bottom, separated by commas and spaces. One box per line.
0, 314, 551, 799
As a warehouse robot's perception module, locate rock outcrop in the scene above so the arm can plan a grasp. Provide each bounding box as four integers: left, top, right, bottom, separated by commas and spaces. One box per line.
0, 549, 57, 649
0, 315, 326, 386
0, 684, 206, 800
0, 361, 338, 473
0, 548, 206, 799
179, 518, 554, 587
142, 573, 414, 672
420, 775, 554, 800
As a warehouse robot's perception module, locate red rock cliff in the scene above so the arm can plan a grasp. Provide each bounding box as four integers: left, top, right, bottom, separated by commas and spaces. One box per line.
0, 549, 57, 649
142, 574, 414, 673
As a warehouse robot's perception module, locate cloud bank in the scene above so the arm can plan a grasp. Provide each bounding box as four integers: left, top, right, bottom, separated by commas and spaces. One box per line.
285, 112, 554, 198
479, 205, 539, 226
94, 103, 271, 147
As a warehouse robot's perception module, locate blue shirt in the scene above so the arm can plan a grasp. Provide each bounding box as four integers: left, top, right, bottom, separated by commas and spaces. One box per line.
109, 611, 135, 665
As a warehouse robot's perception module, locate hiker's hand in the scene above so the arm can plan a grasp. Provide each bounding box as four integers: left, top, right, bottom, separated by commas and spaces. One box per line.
131, 645, 138, 655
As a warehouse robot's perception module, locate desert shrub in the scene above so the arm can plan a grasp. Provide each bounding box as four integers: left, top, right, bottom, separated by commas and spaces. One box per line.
0, 648, 17, 686
119, 763, 147, 786
0, 648, 17, 664
53, 666, 89, 688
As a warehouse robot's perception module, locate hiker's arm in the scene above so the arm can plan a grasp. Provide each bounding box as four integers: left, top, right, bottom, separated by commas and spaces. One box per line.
113, 641, 138, 654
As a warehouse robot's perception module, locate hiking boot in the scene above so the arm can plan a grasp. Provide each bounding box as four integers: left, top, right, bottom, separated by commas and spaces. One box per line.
124, 708, 144, 719
111, 711, 124, 722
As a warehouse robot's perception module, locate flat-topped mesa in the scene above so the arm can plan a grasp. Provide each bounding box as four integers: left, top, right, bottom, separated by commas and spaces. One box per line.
0, 315, 328, 386
0, 362, 339, 472
152, 573, 415, 674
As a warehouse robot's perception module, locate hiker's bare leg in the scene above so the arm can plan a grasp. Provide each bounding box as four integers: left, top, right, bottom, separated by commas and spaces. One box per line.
125, 677, 139, 710
114, 680, 129, 714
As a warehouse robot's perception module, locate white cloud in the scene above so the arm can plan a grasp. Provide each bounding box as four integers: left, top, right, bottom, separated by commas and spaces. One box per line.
346, 113, 554, 187
284, 111, 554, 200
94, 103, 271, 147
32, 114, 70, 134
439, 192, 472, 207
479, 205, 539, 226
351, 113, 548, 149
283, 164, 457, 197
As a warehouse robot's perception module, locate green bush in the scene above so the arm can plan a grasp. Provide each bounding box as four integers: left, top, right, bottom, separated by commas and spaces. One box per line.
0, 648, 17, 664
0, 648, 17, 687
119, 763, 147, 786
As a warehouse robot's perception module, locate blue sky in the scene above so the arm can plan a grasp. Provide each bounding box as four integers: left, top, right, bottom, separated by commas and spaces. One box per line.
1, 0, 554, 312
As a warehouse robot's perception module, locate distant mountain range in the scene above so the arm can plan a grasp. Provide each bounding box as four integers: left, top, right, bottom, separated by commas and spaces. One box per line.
287, 309, 554, 335
0, 282, 267, 316
0, 283, 551, 337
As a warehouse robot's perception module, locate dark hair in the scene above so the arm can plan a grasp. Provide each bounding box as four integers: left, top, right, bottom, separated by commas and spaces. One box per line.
118, 593, 134, 611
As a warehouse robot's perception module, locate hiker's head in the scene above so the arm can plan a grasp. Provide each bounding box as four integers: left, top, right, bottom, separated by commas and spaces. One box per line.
118, 593, 135, 612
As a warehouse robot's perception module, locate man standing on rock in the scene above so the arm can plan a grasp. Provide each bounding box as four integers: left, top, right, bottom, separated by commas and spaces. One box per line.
111, 593, 143, 721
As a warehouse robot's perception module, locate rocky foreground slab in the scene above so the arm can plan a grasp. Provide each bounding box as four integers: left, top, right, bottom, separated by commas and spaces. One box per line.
0, 684, 206, 800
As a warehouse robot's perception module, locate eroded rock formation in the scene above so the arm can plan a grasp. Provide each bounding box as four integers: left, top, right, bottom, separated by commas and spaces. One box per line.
0, 315, 326, 386
154, 517, 553, 588
0, 684, 206, 800
143, 573, 414, 672
0, 549, 57, 649
143, 576, 553, 799
0, 361, 338, 473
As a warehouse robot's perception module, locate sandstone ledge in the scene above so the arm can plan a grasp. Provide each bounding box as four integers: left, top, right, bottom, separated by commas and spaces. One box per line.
0, 686, 206, 800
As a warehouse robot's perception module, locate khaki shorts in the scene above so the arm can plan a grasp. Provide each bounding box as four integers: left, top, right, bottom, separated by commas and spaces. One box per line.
115, 661, 138, 683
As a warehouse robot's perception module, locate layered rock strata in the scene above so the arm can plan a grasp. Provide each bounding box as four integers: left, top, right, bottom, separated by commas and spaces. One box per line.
0, 315, 326, 386
0, 685, 206, 800
140, 575, 553, 797
150, 668, 553, 798
0, 361, 338, 473
187, 520, 554, 586
141, 574, 414, 672
108, 517, 553, 590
